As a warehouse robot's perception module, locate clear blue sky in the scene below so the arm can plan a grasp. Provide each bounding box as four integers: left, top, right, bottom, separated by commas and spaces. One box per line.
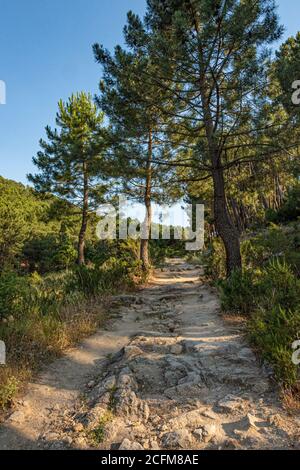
0, 0, 299, 185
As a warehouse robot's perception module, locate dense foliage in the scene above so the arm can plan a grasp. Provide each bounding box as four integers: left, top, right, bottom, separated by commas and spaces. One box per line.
206, 222, 300, 390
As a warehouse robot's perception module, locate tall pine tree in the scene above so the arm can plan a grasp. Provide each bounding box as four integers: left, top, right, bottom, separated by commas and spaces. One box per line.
28, 93, 107, 265
94, 29, 174, 270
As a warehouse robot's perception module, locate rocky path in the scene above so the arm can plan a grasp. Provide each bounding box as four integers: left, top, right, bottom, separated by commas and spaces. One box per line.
0, 259, 299, 450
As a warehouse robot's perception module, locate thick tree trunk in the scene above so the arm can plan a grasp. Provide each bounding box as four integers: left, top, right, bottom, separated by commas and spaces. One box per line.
77, 163, 89, 266
192, 11, 242, 277
212, 168, 242, 276
228, 197, 243, 234
140, 129, 153, 271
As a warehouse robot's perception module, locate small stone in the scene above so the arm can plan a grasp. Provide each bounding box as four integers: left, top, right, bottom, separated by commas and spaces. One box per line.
149, 439, 160, 450
75, 437, 87, 447
64, 436, 73, 445
123, 346, 143, 360
9, 411, 25, 423
193, 428, 204, 441
103, 375, 116, 390
21, 400, 30, 408
160, 424, 168, 432
201, 409, 217, 420
73, 423, 84, 433
46, 432, 60, 441
218, 395, 244, 412
170, 344, 183, 355
202, 424, 218, 443
246, 413, 258, 429
119, 439, 144, 450
162, 429, 193, 449
151, 416, 161, 426
87, 380, 96, 389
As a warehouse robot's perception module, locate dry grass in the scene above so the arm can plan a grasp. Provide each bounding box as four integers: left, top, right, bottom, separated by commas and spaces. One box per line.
0, 297, 107, 415
282, 384, 300, 412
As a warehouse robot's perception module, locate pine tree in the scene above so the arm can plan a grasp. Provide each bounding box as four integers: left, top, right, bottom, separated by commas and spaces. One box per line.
94, 30, 174, 270
274, 32, 300, 122
28, 93, 107, 265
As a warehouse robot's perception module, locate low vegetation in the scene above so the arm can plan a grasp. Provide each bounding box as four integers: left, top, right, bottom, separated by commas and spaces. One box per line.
0, 178, 146, 412
205, 219, 300, 395
0, 263, 141, 411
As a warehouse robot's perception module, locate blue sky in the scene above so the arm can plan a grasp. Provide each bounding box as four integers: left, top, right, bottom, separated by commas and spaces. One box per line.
0, 0, 299, 185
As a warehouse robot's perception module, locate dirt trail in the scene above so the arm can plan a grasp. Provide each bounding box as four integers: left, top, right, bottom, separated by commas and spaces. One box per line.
0, 259, 299, 450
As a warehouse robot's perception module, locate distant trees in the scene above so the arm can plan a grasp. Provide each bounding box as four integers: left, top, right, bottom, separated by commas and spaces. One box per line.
0, 177, 44, 269
0, 176, 82, 273
29, 93, 108, 265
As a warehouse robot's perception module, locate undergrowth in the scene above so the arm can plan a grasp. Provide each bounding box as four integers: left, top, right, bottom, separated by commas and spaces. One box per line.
0, 258, 142, 412
205, 223, 300, 395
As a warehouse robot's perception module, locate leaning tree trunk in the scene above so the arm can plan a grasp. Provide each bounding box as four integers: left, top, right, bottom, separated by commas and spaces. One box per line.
77, 162, 89, 266
212, 167, 242, 276
140, 128, 153, 271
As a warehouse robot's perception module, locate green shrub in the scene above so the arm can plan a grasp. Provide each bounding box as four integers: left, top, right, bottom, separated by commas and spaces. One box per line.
205, 224, 300, 391
219, 269, 256, 315
69, 258, 139, 298
85, 239, 139, 266
203, 237, 226, 280
70, 265, 105, 297
90, 411, 114, 445
242, 226, 290, 268
249, 305, 300, 386
266, 185, 300, 223
258, 260, 300, 311
22, 234, 77, 274
28, 271, 73, 317
0, 376, 19, 410
0, 271, 31, 320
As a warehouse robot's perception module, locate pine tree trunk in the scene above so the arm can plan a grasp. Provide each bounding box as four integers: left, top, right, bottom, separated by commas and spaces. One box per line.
192, 11, 242, 277
140, 129, 153, 271
212, 168, 242, 276
140, 205, 151, 270
77, 162, 89, 266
